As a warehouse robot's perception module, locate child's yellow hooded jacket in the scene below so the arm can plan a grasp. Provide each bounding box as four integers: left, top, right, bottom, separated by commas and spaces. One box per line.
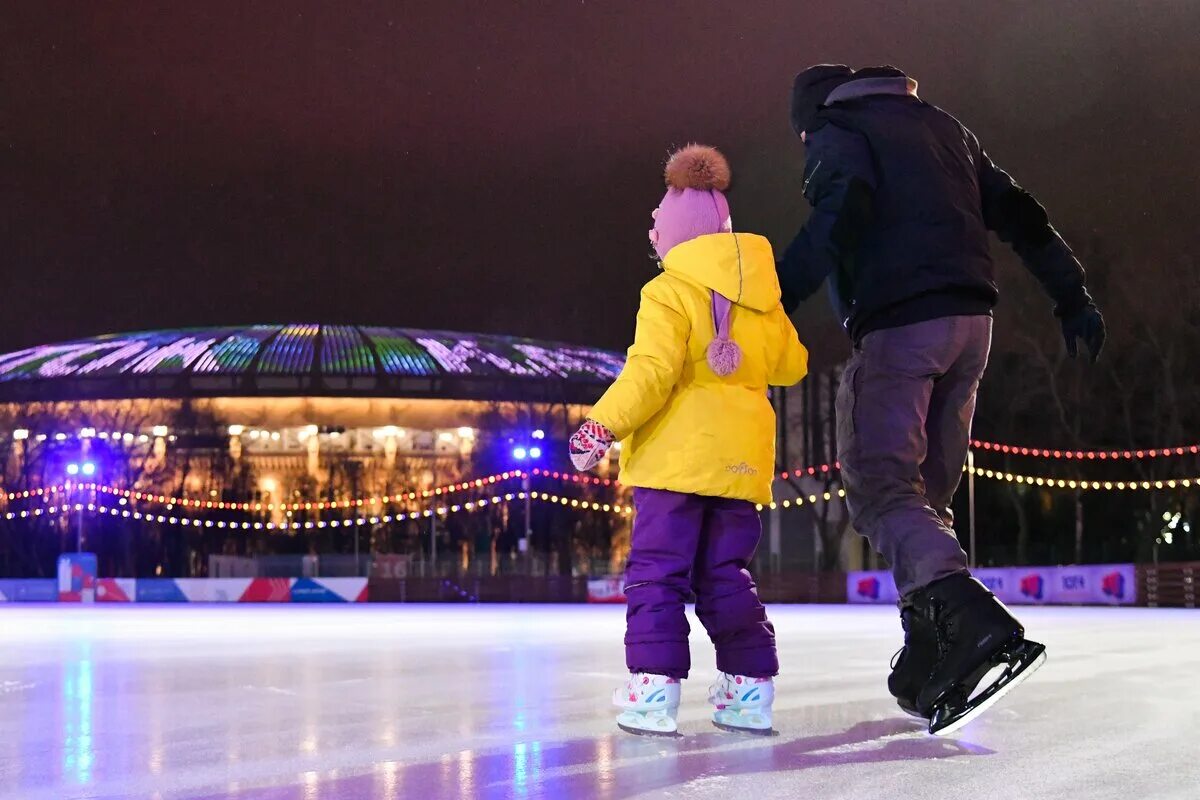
589, 232, 808, 505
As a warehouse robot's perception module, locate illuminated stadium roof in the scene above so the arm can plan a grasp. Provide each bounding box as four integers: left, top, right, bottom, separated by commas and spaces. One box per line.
0, 325, 625, 404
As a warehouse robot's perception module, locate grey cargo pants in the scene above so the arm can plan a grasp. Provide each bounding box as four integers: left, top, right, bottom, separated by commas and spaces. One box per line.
836, 315, 991, 597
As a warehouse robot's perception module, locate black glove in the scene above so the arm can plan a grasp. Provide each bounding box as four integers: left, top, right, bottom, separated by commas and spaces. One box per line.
1060, 304, 1106, 362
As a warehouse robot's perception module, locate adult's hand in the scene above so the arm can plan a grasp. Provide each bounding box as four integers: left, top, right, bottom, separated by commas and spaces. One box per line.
1061, 305, 1106, 362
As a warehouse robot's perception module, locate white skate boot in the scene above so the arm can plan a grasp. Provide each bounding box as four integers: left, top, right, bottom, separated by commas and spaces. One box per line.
708, 673, 775, 735
612, 672, 681, 736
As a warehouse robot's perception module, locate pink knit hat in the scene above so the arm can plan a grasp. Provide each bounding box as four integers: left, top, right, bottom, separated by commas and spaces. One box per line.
650, 145, 732, 261
650, 145, 742, 377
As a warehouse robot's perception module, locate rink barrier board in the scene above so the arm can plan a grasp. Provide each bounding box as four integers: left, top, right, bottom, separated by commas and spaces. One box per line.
370, 576, 586, 603
584, 572, 847, 604
5, 565, 1198, 606
0, 578, 57, 602
846, 564, 1138, 606
0, 577, 369, 603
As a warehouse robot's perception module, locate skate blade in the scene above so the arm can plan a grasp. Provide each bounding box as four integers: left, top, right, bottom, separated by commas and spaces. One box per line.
618, 722, 682, 738
712, 720, 777, 736
930, 640, 1047, 737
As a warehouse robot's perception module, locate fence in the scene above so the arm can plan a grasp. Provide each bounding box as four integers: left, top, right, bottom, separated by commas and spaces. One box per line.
1140, 562, 1198, 608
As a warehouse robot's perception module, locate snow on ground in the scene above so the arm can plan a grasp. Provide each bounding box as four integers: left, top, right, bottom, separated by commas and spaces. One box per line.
0, 603, 1195, 799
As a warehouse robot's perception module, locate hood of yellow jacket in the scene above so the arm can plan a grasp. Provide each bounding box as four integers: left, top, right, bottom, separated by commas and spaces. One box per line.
660, 233, 781, 312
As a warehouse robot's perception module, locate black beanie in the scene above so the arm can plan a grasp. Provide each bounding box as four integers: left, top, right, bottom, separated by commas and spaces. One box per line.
790, 64, 855, 138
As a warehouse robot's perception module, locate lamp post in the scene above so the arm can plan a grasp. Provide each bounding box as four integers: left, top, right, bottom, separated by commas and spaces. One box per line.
511, 438, 542, 555
66, 461, 96, 552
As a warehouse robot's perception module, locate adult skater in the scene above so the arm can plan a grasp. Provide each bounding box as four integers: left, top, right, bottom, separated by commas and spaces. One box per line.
568, 145, 808, 736
778, 65, 1106, 735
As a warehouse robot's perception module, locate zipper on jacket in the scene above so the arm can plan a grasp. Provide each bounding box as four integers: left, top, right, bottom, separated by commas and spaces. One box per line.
803, 160, 823, 194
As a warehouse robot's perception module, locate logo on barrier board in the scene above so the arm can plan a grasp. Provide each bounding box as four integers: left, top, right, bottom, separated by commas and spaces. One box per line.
977, 574, 1006, 593
1101, 570, 1125, 600
856, 577, 881, 600
291, 578, 346, 603
1019, 573, 1044, 601
1061, 574, 1087, 591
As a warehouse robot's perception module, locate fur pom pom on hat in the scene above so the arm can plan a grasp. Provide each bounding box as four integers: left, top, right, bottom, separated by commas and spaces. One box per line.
651, 144, 732, 261
664, 144, 732, 193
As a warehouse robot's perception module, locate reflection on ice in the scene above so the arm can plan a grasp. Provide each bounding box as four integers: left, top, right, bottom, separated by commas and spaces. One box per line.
0, 605, 1192, 800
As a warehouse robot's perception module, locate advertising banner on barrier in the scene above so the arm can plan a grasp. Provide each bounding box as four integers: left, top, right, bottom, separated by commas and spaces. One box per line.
129, 577, 366, 603
57, 553, 98, 602
586, 577, 626, 603
1048, 564, 1136, 605
973, 568, 1017, 603
96, 578, 136, 602
291, 578, 368, 603
176, 578, 255, 602
1093, 564, 1136, 605
0, 579, 58, 602
845, 570, 899, 604
846, 564, 1137, 606
1048, 565, 1094, 605
1008, 567, 1054, 605
238, 578, 293, 602
135, 579, 188, 602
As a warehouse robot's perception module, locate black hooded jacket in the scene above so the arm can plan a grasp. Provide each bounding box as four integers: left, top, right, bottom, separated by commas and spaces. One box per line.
778, 66, 1092, 341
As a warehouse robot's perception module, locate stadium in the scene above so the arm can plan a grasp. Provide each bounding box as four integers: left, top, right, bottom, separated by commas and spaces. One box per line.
0, 324, 633, 591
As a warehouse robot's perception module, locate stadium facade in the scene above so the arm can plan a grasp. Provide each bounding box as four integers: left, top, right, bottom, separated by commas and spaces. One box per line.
0, 325, 628, 578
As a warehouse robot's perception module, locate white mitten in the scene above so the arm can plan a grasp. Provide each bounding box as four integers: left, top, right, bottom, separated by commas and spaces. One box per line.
569, 420, 615, 472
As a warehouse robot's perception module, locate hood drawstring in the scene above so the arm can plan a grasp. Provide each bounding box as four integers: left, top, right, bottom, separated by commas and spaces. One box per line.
707, 291, 742, 376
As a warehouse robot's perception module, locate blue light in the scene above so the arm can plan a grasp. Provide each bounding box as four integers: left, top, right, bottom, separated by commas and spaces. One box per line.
531, 429, 545, 440
529, 446, 542, 459
81, 462, 96, 477
66, 463, 80, 476
513, 447, 528, 461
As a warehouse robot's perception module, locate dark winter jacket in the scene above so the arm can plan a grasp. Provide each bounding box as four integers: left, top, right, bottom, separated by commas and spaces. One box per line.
778, 66, 1093, 341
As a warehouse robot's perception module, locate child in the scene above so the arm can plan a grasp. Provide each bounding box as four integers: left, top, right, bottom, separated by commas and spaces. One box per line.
569, 145, 808, 735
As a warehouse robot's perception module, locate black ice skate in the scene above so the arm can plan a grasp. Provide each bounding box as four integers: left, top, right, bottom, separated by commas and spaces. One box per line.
887, 604, 938, 719
910, 574, 1047, 737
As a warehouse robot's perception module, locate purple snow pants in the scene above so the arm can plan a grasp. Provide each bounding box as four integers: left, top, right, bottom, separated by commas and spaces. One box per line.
624, 488, 777, 680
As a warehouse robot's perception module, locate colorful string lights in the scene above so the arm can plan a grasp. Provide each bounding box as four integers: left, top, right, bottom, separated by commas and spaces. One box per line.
965, 465, 1197, 491
1, 491, 633, 529
5, 472, 527, 510
970, 441, 1200, 460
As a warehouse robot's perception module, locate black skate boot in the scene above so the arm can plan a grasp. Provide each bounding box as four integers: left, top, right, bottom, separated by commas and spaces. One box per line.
911, 574, 1047, 737
887, 604, 938, 718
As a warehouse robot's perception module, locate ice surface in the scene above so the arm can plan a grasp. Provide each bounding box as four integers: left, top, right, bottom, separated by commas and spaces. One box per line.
0, 604, 1195, 799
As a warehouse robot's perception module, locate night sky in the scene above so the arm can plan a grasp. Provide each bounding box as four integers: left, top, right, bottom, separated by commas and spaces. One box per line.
4, 2, 1199, 369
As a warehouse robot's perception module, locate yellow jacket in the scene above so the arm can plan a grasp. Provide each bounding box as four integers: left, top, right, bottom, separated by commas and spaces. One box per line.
589, 233, 808, 505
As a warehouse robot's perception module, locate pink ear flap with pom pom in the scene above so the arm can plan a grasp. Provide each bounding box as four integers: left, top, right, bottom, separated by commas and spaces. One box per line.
707, 292, 742, 376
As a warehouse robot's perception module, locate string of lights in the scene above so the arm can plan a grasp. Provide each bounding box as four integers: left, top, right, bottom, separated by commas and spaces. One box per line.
966, 465, 1197, 491
1, 491, 633, 529
971, 440, 1200, 460
4, 472, 527, 510
9, 424, 1198, 462
757, 488, 848, 512
528, 467, 618, 487
6, 470, 1196, 531
780, 463, 840, 480
7, 449, 1199, 515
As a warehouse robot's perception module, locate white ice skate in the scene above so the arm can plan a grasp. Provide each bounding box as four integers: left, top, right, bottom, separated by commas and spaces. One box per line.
612, 673, 681, 736
708, 673, 775, 735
